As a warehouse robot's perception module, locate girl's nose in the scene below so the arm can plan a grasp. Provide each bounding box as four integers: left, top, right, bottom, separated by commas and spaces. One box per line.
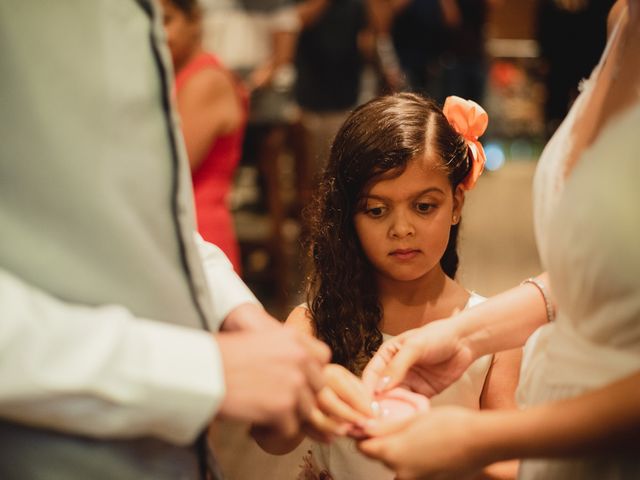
389, 211, 415, 239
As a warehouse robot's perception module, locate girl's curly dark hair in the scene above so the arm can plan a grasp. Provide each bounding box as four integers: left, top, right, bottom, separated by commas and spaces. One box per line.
304, 92, 472, 375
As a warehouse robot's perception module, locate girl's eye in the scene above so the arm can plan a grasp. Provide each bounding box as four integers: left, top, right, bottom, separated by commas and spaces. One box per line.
415, 202, 434, 213
366, 206, 386, 218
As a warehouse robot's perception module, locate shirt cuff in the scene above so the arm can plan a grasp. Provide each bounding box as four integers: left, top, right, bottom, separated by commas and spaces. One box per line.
194, 233, 261, 329
120, 316, 226, 444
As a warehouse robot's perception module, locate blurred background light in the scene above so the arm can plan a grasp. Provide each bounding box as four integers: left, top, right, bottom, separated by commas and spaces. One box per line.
485, 142, 506, 171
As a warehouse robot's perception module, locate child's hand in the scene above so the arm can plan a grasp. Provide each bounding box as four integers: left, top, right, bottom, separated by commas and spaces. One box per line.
303, 363, 375, 442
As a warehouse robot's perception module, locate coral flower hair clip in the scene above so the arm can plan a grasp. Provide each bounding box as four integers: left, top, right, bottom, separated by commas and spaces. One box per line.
443, 95, 489, 190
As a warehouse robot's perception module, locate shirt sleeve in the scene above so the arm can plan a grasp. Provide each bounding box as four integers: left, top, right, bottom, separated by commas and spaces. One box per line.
0, 267, 225, 446
194, 232, 261, 331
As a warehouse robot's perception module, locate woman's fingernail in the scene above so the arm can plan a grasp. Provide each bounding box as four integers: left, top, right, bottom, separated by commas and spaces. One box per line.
370, 400, 380, 417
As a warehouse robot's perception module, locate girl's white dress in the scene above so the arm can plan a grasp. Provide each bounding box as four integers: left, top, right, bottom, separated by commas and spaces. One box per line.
516, 15, 640, 479
298, 294, 490, 480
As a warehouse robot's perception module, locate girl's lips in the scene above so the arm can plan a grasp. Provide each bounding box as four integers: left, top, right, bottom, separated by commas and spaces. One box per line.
390, 249, 420, 260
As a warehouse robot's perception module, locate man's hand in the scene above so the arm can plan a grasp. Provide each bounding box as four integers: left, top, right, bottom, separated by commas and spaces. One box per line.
302, 363, 375, 442
361, 318, 475, 397
215, 326, 330, 437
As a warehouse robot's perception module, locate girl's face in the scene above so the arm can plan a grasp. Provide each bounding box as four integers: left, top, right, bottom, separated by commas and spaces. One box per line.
354, 155, 464, 283
161, 0, 200, 71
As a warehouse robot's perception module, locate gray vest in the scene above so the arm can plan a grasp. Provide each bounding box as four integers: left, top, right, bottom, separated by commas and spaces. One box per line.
0, 0, 217, 477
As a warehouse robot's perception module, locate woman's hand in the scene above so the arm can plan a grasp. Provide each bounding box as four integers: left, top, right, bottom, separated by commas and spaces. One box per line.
358, 407, 487, 480
361, 318, 475, 397
362, 276, 552, 397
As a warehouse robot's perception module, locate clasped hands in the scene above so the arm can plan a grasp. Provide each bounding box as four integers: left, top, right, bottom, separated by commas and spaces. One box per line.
303, 320, 488, 480
218, 304, 485, 479
289, 317, 476, 446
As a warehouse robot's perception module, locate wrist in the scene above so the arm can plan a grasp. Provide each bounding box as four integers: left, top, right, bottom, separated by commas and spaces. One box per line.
452, 309, 491, 362
222, 303, 278, 332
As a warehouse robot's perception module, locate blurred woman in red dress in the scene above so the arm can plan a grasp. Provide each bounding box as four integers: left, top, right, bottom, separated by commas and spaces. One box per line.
163, 0, 247, 274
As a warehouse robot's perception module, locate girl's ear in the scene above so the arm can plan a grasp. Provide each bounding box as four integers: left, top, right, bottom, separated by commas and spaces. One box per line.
452, 185, 465, 225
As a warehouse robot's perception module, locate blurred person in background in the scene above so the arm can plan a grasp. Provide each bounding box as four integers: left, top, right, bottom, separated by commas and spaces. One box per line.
163, 0, 247, 274
200, 0, 305, 207
370, 0, 495, 104
293, 0, 372, 181
369, 0, 447, 96
0, 1, 331, 478
437, 0, 495, 104
537, 0, 614, 137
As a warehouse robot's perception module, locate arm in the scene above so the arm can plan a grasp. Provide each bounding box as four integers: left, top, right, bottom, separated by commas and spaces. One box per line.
0, 267, 222, 445
176, 65, 243, 171
362, 273, 552, 396
295, 0, 331, 27
0, 233, 325, 445
196, 236, 333, 436
477, 348, 523, 480
463, 272, 554, 357
481, 371, 640, 460
479, 349, 522, 410
246, 14, 299, 91
439, 0, 462, 28
359, 371, 640, 479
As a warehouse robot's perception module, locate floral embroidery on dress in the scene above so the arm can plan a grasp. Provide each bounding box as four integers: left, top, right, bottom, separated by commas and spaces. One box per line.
297, 449, 334, 480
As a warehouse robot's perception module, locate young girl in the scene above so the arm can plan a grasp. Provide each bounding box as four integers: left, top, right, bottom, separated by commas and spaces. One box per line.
162, 0, 247, 274
254, 93, 521, 479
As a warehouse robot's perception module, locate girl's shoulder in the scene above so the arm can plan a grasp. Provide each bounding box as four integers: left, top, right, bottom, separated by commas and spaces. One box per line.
285, 304, 314, 336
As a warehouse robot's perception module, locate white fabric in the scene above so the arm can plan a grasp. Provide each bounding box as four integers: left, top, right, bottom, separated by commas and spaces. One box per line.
0, 0, 259, 450
0, 232, 262, 445
517, 15, 640, 479
196, 233, 260, 329
301, 293, 492, 480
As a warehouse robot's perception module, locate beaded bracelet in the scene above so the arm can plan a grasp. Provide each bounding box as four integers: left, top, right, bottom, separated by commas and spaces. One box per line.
521, 277, 556, 322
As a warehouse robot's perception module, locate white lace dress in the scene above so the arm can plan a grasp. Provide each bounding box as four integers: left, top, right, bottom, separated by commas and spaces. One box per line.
298, 294, 491, 480
516, 19, 640, 479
